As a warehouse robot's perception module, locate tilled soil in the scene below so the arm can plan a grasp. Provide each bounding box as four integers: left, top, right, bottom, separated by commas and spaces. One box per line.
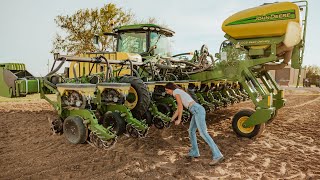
0, 88, 319, 179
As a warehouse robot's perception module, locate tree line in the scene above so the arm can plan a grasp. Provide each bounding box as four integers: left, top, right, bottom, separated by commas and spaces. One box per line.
52, 3, 159, 55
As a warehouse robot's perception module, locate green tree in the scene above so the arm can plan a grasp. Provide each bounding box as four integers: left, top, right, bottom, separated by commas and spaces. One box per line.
52, 3, 133, 54
305, 65, 320, 86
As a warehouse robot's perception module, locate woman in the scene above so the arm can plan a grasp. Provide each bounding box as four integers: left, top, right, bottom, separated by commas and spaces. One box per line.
164, 82, 224, 165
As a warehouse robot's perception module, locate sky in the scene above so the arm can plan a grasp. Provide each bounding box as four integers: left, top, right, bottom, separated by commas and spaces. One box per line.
0, 0, 319, 76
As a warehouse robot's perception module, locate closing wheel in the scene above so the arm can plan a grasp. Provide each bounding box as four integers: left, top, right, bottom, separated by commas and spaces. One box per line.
153, 118, 165, 129
232, 109, 265, 138
156, 103, 173, 116
126, 124, 139, 138
63, 116, 88, 144
120, 76, 151, 117
142, 110, 153, 126
102, 112, 126, 136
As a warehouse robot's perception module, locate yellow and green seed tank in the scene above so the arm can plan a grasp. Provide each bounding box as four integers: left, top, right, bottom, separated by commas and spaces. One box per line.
222, 2, 300, 39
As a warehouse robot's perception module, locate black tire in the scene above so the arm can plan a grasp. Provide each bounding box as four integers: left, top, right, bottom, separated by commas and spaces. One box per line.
156, 103, 172, 116
153, 117, 165, 129
119, 76, 151, 117
232, 109, 265, 138
50, 75, 61, 85
102, 112, 126, 136
135, 110, 153, 127
89, 75, 99, 84
63, 116, 88, 144
142, 110, 153, 126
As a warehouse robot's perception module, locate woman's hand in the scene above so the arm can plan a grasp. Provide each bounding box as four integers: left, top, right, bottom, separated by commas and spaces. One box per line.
175, 118, 182, 125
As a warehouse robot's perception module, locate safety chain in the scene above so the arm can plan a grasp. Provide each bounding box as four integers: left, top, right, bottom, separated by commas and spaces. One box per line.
50, 118, 63, 135
126, 124, 148, 138
88, 131, 116, 150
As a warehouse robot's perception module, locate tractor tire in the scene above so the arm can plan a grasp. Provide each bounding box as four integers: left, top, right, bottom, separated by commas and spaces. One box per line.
142, 110, 153, 126
232, 109, 265, 138
63, 116, 88, 144
120, 76, 151, 117
102, 112, 126, 136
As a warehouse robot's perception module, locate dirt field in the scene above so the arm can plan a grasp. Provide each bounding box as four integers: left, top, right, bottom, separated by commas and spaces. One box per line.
0, 88, 319, 179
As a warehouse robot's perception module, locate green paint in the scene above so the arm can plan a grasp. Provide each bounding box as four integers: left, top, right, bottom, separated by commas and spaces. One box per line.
243, 108, 274, 127
149, 101, 171, 122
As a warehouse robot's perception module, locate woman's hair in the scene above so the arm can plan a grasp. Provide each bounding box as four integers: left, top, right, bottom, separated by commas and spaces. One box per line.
165, 82, 178, 90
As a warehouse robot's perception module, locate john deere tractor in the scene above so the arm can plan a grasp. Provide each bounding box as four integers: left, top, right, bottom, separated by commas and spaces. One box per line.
0, 1, 308, 148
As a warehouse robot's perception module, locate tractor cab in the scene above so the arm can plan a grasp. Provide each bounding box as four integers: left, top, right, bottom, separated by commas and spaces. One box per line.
111, 24, 175, 58
103, 24, 214, 81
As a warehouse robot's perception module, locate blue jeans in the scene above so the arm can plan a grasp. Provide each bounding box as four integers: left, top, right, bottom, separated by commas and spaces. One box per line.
188, 103, 223, 160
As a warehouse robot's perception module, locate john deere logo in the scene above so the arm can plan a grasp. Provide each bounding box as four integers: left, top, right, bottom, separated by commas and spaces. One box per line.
226, 10, 296, 26
256, 12, 292, 21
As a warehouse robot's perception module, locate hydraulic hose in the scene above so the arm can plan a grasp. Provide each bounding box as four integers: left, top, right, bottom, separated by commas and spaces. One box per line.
98, 56, 110, 82
172, 52, 192, 58
119, 59, 134, 76
45, 58, 66, 77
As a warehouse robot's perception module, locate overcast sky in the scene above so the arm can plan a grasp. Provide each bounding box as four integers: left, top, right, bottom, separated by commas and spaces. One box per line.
0, 0, 319, 76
